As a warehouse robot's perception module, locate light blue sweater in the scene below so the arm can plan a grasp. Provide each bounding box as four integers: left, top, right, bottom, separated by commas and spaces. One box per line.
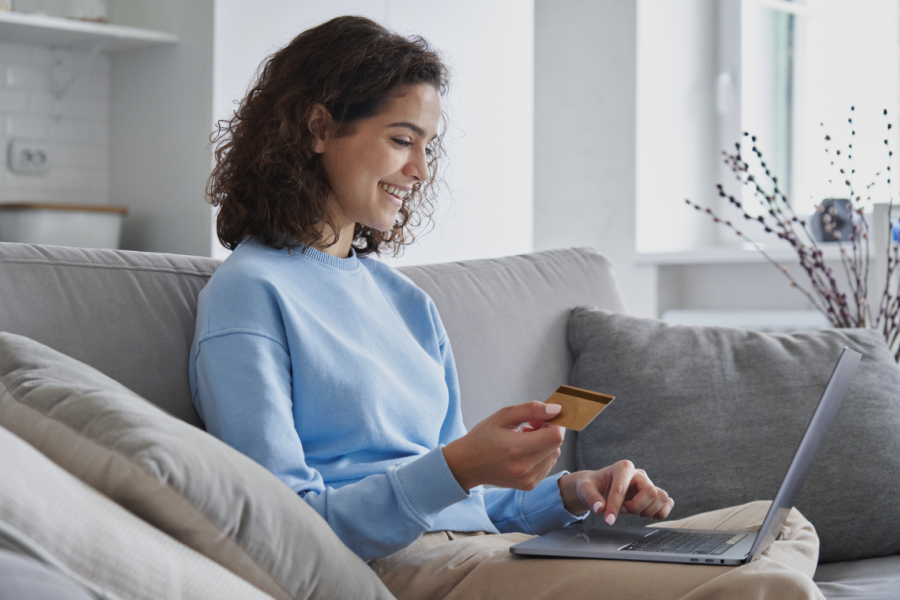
189, 238, 583, 561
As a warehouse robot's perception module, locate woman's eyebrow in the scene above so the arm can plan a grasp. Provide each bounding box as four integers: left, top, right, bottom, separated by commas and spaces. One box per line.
388, 122, 426, 137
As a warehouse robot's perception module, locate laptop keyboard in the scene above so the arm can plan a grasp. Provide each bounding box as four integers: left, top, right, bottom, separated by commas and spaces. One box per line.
620, 530, 746, 555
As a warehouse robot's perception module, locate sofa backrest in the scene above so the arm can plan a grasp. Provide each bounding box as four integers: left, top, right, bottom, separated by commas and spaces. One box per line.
0, 243, 218, 427
0, 243, 627, 471
400, 248, 628, 471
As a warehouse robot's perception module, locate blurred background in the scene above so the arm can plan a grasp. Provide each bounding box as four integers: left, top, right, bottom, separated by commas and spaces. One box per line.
1, 0, 897, 325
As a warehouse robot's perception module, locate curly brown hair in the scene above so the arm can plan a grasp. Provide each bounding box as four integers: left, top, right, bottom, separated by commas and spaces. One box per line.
207, 16, 450, 257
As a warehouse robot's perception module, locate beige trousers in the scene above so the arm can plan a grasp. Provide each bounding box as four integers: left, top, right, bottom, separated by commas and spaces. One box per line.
369, 501, 824, 600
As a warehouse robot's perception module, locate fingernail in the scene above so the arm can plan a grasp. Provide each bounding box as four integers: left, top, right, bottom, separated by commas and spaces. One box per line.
545, 403, 562, 415
605, 514, 616, 526
592, 501, 603, 514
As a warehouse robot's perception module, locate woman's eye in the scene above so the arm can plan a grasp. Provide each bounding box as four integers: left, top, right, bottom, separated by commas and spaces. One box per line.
425, 146, 434, 158
392, 138, 413, 148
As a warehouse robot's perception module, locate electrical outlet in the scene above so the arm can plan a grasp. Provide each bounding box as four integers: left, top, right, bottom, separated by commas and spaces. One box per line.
7, 139, 50, 175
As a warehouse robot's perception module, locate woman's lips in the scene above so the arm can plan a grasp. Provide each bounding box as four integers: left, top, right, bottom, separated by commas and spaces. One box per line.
378, 182, 406, 207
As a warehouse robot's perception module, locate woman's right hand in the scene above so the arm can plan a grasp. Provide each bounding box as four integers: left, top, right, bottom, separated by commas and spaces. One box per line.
442, 402, 566, 492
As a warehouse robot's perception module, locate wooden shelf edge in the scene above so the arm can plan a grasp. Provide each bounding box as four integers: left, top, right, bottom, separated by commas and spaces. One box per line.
0, 11, 178, 51
0, 202, 128, 214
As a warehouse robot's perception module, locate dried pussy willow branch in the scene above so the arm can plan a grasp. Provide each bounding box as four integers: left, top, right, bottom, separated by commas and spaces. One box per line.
685, 108, 900, 360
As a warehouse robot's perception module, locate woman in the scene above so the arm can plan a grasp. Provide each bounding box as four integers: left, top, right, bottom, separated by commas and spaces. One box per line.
192, 16, 823, 600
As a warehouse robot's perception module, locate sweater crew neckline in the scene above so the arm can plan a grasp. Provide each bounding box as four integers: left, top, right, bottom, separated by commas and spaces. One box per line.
294, 244, 361, 271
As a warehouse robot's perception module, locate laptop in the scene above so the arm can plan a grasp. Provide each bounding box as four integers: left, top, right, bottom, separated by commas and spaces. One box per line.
510, 347, 861, 566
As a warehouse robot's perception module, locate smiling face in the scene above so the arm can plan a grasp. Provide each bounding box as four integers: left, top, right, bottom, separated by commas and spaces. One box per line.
313, 83, 441, 256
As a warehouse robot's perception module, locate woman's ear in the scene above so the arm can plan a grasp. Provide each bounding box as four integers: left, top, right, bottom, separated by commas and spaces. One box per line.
307, 104, 331, 154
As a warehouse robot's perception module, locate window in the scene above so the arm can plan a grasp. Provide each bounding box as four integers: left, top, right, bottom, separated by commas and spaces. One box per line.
725, 0, 900, 218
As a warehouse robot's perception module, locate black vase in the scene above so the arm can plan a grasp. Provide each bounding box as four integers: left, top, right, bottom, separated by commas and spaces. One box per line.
810, 198, 854, 242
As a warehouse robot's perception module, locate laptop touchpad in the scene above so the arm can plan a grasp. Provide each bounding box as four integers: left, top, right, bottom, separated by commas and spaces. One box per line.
557, 525, 655, 548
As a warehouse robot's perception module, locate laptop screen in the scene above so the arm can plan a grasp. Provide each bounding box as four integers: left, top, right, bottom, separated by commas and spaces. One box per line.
747, 347, 861, 562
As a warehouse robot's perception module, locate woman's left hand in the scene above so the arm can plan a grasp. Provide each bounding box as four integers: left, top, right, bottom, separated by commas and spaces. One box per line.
557, 461, 674, 525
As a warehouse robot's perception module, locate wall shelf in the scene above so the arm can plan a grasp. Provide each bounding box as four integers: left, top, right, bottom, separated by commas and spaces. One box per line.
0, 11, 177, 52
637, 242, 873, 266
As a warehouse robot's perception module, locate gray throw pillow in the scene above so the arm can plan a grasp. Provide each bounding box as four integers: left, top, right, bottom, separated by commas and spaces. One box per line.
569, 307, 900, 563
0, 332, 395, 600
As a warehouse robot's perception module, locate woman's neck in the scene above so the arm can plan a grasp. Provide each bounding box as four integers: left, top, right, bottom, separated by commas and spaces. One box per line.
314, 221, 356, 258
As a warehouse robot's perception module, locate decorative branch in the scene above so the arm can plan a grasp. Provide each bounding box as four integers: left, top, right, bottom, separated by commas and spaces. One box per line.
686, 108, 900, 360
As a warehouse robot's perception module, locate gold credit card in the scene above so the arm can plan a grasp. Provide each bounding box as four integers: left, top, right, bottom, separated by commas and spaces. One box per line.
544, 385, 614, 431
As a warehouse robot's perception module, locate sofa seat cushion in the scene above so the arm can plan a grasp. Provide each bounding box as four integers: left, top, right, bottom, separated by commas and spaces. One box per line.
568, 307, 900, 563
813, 554, 900, 599
0, 332, 395, 600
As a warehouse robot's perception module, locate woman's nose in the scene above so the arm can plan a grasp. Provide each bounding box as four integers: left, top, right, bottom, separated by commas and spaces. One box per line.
402, 147, 429, 180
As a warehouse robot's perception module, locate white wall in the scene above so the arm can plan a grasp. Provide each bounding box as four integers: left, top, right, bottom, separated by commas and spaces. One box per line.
658, 261, 823, 314
212, 0, 534, 266
533, 0, 657, 318
0, 41, 110, 205
635, 0, 720, 254
109, 0, 215, 256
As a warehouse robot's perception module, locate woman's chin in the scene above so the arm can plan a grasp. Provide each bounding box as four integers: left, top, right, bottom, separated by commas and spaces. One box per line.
361, 220, 396, 234
376, 214, 401, 233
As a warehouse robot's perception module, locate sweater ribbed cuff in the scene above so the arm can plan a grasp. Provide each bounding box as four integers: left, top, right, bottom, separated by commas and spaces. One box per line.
389, 446, 470, 527
520, 471, 588, 535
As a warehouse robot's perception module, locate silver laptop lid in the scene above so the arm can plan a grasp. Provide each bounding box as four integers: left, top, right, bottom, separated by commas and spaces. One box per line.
747, 347, 862, 562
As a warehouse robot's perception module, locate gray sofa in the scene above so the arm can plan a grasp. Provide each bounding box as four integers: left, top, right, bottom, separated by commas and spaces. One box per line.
0, 241, 896, 598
